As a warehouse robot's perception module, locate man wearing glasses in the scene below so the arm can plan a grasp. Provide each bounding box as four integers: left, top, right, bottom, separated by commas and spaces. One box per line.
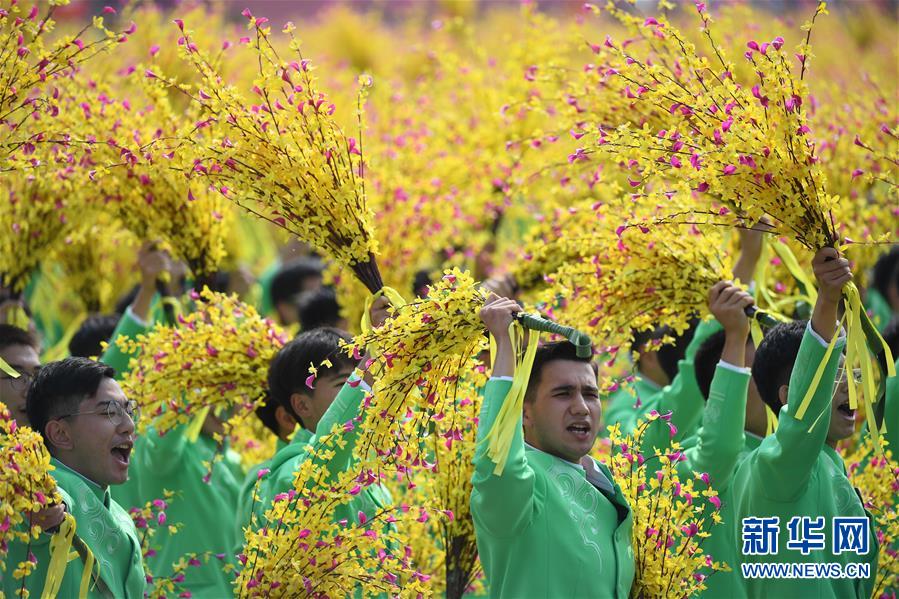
2, 357, 146, 598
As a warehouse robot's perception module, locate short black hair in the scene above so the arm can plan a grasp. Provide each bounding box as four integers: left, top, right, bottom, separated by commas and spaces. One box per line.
270, 257, 323, 307
26, 357, 116, 443
0, 324, 39, 352
68, 314, 121, 358
254, 392, 281, 437
267, 328, 354, 428
751, 320, 807, 416
631, 321, 697, 383
871, 247, 899, 299
297, 287, 342, 331
524, 341, 597, 403
694, 329, 727, 401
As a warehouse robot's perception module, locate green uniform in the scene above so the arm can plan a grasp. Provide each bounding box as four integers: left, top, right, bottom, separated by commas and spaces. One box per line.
232, 435, 297, 558
669, 363, 757, 598
100, 307, 149, 378
603, 320, 721, 439
471, 378, 635, 598
2, 459, 146, 598
110, 427, 242, 598
864, 288, 893, 332
732, 324, 878, 599
258, 379, 392, 530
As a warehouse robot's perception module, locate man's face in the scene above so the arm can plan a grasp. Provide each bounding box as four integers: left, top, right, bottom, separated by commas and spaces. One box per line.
523, 360, 601, 463
302, 367, 354, 433
0, 344, 40, 427
55, 378, 135, 487
827, 367, 857, 444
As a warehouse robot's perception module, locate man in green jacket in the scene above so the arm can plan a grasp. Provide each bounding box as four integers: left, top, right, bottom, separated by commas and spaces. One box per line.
733, 247, 878, 599
253, 298, 393, 536
233, 326, 356, 555
649, 280, 763, 598
472, 295, 634, 598
3, 357, 146, 598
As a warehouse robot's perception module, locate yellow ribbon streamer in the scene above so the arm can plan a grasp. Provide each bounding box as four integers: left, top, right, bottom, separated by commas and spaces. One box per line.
485, 321, 540, 476
765, 405, 778, 436
42, 514, 77, 599
794, 282, 895, 450
360, 286, 407, 334
794, 312, 845, 421
79, 544, 95, 599
769, 240, 818, 305
185, 405, 211, 442
750, 319, 764, 349
0, 356, 18, 377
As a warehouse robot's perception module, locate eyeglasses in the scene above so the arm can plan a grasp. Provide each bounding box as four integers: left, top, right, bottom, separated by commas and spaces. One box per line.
59, 400, 140, 426
0, 369, 38, 393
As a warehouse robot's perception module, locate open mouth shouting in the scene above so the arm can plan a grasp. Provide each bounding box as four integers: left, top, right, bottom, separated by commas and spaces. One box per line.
111, 439, 133, 467
566, 421, 593, 441
835, 398, 856, 422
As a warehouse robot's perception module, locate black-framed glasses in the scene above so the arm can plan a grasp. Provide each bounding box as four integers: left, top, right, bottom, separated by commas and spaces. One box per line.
0, 368, 38, 393
59, 399, 140, 426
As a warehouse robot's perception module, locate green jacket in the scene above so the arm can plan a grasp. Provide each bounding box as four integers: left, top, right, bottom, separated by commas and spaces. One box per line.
258, 379, 393, 532
471, 378, 635, 598
2, 459, 146, 599
670, 362, 758, 598
232, 435, 298, 559
864, 288, 893, 333
732, 324, 878, 599
100, 307, 149, 379
111, 427, 243, 598
603, 320, 721, 439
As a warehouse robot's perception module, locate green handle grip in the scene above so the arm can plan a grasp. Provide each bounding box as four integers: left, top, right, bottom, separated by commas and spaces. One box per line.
514, 313, 593, 358
744, 305, 779, 328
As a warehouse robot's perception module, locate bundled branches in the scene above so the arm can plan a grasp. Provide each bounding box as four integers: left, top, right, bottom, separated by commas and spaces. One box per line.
608, 416, 727, 598
118, 288, 288, 438
238, 430, 439, 597
346, 268, 489, 461
509, 200, 618, 294
844, 437, 899, 597
585, 2, 837, 250
0, 401, 61, 581
548, 224, 731, 356
158, 13, 383, 292
397, 367, 487, 598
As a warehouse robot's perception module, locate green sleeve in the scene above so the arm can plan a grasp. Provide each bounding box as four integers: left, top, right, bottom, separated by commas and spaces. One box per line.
683, 364, 749, 488
100, 308, 149, 379
470, 378, 535, 537
312, 379, 367, 474
754, 325, 845, 503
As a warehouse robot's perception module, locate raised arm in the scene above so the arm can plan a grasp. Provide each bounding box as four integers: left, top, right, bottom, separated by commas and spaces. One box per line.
754, 247, 850, 501
684, 282, 754, 486
470, 296, 535, 537
101, 244, 171, 377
